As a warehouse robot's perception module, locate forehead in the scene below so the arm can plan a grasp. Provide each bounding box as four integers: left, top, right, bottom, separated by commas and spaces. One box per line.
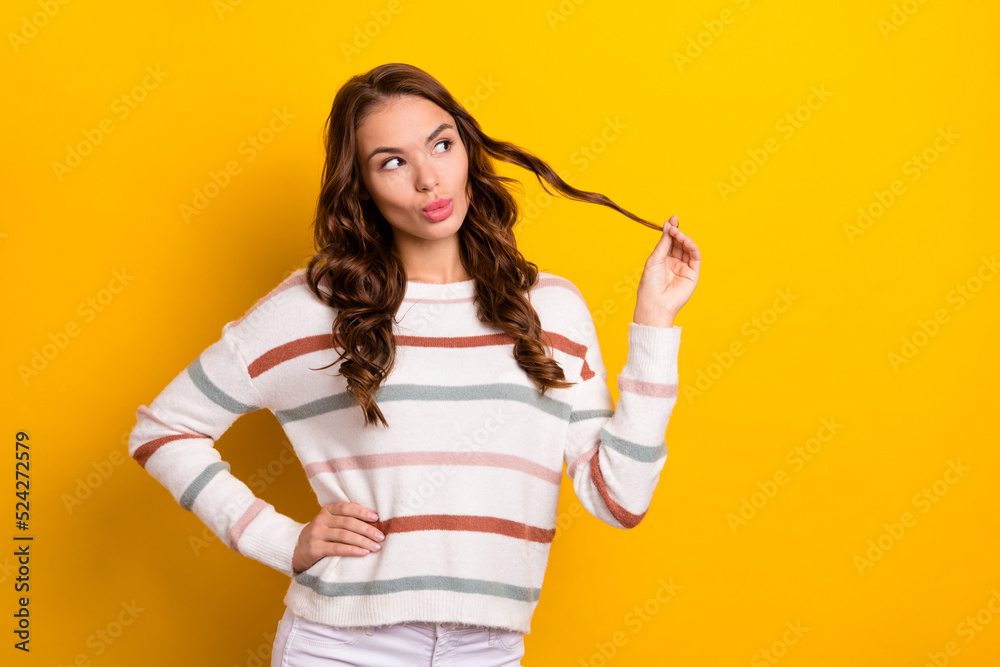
356, 95, 453, 149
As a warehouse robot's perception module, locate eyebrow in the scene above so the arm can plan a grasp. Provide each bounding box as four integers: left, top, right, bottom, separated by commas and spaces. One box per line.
366, 122, 454, 162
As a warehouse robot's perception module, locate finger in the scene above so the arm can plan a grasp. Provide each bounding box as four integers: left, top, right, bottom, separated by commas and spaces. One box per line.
667, 225, 686, 261
325, 501, 379, 521
684, 234, 701, 259
684, 236, 702, 274
682, 235, 697, 264
326, 540, 372, 557
649, 220, 676, 262
340, 516, 387, 541
673, 230, 700, 271
322, 513, 386, 540
320, 525, 383, 553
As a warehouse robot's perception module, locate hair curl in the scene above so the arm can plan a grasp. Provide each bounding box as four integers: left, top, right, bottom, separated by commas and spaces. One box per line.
306, 62, 660, 427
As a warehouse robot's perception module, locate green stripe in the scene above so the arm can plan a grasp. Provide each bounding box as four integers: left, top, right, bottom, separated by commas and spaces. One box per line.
598, 426, 667, 462
276, 383, 571, 425
188, 358, 258, 414
275, 392, 356, 424
569, 409, 614, 423
180, 461, 231, 510
293, 573, 542, 602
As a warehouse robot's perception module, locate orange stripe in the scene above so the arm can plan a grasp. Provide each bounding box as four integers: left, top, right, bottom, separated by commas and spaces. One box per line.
248, 334, 336, 378
371, 514, 555, 543
247, 330, 594, 379
132, 434, 205, 469
541, 330, 595, 380
589, 449, 647, 528
396, 332, 509, 348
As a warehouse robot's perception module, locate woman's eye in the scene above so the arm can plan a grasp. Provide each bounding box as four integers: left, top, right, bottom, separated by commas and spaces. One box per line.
380, 139, 452, 171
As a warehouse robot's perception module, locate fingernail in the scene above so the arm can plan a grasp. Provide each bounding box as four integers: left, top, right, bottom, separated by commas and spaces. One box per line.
368, 512, 378, 520
370, 541, 381, 550
375, 531, 385, 540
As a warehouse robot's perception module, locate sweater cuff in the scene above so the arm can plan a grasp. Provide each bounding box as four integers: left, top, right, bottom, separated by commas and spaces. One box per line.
237, 507, 307, 578
622, 322, 682, 382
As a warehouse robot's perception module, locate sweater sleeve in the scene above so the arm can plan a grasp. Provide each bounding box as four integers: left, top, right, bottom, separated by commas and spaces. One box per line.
127, 319, 307, 577
563, 316, 682, 529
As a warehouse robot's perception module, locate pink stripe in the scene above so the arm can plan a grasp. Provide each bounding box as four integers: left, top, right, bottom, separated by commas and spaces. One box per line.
567, 444, 599, 481
618, 377, 678, 398
238, 271, 575, 314
399, 273, 581, 304
304, 451, 561, 485
402, 294, 476, 304
235, 271, 308, 325
229, 498, 268, 550
534, 274, 586, 301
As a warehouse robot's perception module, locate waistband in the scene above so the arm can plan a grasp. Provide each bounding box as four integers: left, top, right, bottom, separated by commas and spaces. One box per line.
405, 620, 489, 632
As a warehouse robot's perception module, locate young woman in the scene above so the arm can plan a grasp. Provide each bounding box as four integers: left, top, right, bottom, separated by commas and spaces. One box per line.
128, 62, 700, 667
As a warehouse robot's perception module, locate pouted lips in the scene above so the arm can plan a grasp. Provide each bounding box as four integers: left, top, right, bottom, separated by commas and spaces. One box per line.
422, 197, 451, 212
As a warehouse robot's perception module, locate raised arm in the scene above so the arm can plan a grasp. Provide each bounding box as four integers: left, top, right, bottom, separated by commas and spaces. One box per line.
563, 318, 681, 528
564, 213, 699, 527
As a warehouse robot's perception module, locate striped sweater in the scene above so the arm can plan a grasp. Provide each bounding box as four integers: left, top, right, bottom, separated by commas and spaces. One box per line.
127, 269, 682, 634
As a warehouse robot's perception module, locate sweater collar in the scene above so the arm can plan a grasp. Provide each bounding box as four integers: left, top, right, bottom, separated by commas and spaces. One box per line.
404, 278, 476, 301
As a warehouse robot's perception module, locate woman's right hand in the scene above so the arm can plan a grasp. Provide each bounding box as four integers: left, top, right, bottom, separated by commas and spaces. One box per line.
292, 502, 386, 575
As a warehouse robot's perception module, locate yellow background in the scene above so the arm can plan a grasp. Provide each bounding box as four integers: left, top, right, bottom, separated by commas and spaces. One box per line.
3, 0, 998, 664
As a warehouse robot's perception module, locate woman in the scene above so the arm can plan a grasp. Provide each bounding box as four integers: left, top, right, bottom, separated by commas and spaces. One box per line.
128, 62, 700, 666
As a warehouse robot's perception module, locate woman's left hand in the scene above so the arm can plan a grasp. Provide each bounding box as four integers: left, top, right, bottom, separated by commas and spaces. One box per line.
633, 214, 701, 327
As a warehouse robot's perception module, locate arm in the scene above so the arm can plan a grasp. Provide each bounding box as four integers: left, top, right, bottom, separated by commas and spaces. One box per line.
563, 212, 699, 526
563, 317, 682, 528
127, 320, 307, 577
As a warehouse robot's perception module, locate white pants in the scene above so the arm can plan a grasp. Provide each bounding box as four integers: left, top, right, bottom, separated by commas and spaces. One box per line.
271, 607, 525, 666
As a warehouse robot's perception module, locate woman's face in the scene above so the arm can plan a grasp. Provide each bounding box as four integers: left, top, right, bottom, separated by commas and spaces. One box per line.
355, 95, 470, 247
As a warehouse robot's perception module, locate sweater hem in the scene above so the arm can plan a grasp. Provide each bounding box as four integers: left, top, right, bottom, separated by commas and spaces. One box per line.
282, 579, 536, 635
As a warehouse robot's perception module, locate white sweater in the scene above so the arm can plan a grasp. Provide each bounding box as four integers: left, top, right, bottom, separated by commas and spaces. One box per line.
127, 269, 682, 634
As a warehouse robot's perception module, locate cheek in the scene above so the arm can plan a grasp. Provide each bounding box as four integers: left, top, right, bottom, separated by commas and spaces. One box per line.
370, 180, 405, 209
455, 157, 470, 196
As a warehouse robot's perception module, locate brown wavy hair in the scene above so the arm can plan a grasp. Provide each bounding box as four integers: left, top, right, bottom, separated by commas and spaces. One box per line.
306, 62, 661, 427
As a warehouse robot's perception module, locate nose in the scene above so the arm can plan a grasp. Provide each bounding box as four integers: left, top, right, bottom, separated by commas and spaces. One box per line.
413, 156, 440, 192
